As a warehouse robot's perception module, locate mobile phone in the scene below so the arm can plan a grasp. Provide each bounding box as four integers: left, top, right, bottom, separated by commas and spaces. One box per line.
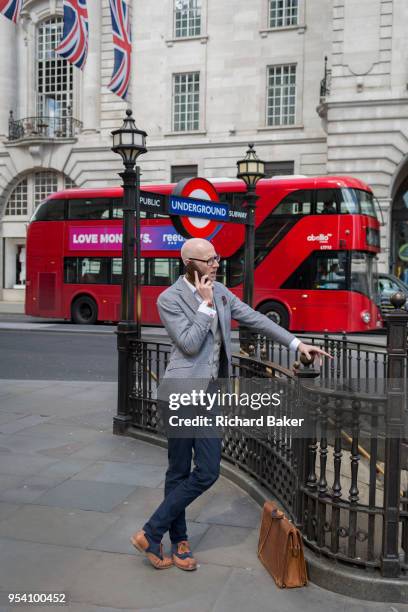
185, 261, 203, 284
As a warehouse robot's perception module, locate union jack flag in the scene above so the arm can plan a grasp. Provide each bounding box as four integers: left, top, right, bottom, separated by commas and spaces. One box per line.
108, 0, 132, 100
0, 0, 23, 23
55, 0, 89, 70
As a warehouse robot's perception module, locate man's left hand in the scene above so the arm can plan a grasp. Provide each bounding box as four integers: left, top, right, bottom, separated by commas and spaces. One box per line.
298, 342, 332, 366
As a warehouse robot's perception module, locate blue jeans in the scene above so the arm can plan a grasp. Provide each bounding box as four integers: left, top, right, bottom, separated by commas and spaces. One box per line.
143, 434, 222, 544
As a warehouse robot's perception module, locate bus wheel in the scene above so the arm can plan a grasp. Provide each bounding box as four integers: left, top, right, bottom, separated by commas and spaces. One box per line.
258, 302, 289, 329
71, 296, 98, 325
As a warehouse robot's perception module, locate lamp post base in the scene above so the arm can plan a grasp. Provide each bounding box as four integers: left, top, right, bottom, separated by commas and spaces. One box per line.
113, 414, 133, 435
115, 321, 141, 436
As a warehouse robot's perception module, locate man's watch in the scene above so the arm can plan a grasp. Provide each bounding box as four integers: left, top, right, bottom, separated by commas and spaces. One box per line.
206, 300, 214, 308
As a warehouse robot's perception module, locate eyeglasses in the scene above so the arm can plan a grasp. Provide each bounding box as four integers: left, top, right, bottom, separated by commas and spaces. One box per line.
188, 255, 221, 267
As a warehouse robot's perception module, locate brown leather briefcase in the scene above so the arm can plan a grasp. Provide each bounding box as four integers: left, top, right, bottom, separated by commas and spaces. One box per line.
257, 501, 308, 588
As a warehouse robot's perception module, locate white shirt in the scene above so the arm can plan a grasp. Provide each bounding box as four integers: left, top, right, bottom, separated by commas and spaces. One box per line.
182, 276, 301, 352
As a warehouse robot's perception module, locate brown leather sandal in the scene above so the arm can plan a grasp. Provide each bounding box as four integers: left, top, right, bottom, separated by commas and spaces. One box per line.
131, 530, 173, 570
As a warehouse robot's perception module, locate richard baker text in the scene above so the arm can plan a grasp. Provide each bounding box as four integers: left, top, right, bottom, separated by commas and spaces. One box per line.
169, 415, 304, 427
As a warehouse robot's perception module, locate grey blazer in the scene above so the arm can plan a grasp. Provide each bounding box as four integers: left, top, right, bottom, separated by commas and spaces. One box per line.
157, 276, 296, 384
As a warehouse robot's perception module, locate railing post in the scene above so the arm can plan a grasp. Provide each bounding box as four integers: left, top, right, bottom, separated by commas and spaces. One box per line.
381, 292, 408, 577
67, 104, 73, 138
8, 110, 13, 139
293, 355, 320, 529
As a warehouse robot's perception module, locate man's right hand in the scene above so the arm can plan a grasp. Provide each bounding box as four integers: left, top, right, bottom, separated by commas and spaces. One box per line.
195, 271, 214, 305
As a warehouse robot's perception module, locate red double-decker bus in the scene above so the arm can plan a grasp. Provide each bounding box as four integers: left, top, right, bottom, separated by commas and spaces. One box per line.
25, 176, 383, 332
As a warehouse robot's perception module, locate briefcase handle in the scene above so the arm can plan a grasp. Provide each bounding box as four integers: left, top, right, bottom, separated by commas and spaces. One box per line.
271, 508, 284, 519
258, 504, 286, 555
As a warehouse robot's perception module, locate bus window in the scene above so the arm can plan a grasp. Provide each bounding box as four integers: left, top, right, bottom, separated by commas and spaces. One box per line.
149, 258, 181, 286
350, 251, 377, 298
112, 199, 124, 219
339, 188, 359, 214
79, 258, 110, 283
272, 190, 312, 215
316, 189, 338, 214
31, 199, 65, 221
112, 257, 146, 284
111, 257, 123, 284
68, 199, 111, 220
111, 199, 147, 219
64, 258, 78, 283
150, 258, 169, 286
316, 254, 347, 290
282, 251, 348, 290
339, 188, 376, 217
64, 257, 110, 283
356, 190, 376, 217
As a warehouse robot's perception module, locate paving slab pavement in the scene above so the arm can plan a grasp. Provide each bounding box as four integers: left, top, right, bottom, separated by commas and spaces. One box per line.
0, 379, 406, 612
0, 302, 24, 315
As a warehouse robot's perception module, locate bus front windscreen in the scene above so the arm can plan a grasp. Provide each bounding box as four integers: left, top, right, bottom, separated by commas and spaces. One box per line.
350, 251, 378, 299
340, 188, 377, 218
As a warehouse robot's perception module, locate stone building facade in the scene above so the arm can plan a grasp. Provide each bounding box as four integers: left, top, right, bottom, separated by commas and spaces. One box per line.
0, 0, 407, 301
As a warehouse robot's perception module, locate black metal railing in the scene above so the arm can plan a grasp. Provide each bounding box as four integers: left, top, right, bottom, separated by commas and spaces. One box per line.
8, 110, 82, 141
246, 333, 389, 386
113, 299, 408, 580
297, 379, 406, 576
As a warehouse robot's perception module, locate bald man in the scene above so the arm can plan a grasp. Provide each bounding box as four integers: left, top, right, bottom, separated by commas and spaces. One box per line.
131, 238, 330, 571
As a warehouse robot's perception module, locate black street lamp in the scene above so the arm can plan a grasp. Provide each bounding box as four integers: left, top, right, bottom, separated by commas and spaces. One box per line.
237, 144, 265, 353
112, 109, 147, 434
111, 108, 147, 333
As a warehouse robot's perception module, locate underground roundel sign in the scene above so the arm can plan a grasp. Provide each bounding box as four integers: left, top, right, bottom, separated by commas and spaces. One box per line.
170, 177, 223, 239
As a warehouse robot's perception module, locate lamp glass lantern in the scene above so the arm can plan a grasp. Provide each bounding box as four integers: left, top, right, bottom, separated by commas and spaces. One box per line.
236, 143, 265, 187
111, 109, 147, 166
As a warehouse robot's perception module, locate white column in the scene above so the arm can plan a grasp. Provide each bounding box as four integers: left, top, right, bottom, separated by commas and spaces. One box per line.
0, 19, 17, 137
82, 0, 101, 132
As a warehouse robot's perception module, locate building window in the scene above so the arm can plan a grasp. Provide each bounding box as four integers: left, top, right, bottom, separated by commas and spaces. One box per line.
64, 176, 76, 189
4, 172, 68, 219
269, 0, 298, 28
171, 165, 198, 182
267, 64, 296, 126
5, 179, 28, 216
173, 72, 200, 132
264, 161, 294, 177
174, 0, 201, 38
37, 17, 74, 136
34, 172, 59, 209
